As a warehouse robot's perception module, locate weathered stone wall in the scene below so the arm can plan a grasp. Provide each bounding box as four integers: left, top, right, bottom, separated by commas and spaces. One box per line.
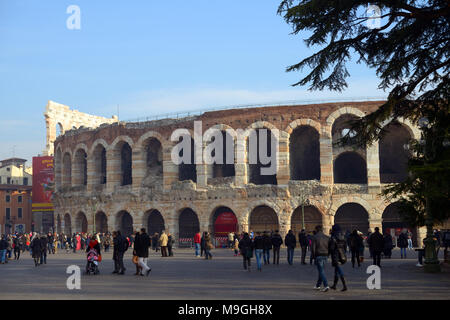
44, 100, 118, 156
52, 101, 426, 245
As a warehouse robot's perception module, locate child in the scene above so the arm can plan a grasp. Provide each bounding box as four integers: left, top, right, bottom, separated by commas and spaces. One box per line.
233, 238, 239, 256
132, 250, 142, 275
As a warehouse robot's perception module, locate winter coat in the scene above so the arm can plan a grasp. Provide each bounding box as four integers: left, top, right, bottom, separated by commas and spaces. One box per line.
271, 233, 283, 248
253, 236, 265, 250
134, 233, 150, 258
383, 234, 393, 250
194, 233, 201, 244
284, 233, 297, 249
159, 233, 168, 247
204, 234, 213, 250
397, 233, 408, 248
40, 237, 48, 251
298, 231, 308, 247
238, 236, 253, 257
368, 231, 385, 252
328, 232, 346, 267
262, 235, 272, 250
349, 233, 364, 251
0, 239, 7, 250
113, 235, 127, 257
312, 231, 329, 257
30, 238, 43, 259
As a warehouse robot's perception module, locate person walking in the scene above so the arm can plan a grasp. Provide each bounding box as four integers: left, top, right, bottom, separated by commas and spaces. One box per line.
159, 230, 169, 257
13, 235, 22, 260
0, 235, 8, 264
253, 232, 264, 271
30, 235, 43, 267
368, 227, 384, 267
309, 231, 316, 265
228, 232, 234, 249
349, 230, 363, 268
203, 232, 213, 260
284, 230, 297, 265
134, 228, 152, 276
328, 224, 348, 292
312, 225, 330, 292
270, 230, 282, 265
262, 231, 272, 265
167, 233, 174, 257
194, 231, 201, 257
397, 230, 409, 259
112, 231, 128, 274
298, 229, 308, 265
104, 233, 111, 253
200, 232, 206, 257
40, 235, 48, 264
238, 232, 253, 271
383, 232, 394, 259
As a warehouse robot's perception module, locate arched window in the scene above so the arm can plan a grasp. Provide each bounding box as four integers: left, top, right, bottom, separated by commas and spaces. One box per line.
334, 152, 367, 184
290, 126, 320, 180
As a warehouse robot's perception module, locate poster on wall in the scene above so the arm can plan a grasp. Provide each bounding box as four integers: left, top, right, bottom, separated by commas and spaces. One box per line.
32, 156, 54, 205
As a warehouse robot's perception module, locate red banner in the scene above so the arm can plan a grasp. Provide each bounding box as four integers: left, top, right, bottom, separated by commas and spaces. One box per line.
214, 212, 237, 235
32, 156, 54, 206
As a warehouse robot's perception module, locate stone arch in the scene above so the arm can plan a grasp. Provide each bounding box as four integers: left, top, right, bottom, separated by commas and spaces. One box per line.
202, 128, 236, 179
334, 203, 370, 235
379, 121, 412, 183
135, 131, 167, 150
89, 139, 109, 157
141, 136, 164, 186
334, 151, 367, 184
108, 135, 134, 151
115, 210, 134, 237
55, 147, 62, 190
144, 209, 166, 236
72, 145, 88, 187
62, 151, 72, 187
290, 205, 324, 235
177, 134, 197, 182
95, 211, 108, 233
289, 124, 321, 181
210, 206, 238, 245
326, 106, 365, 128
249, 205, 280, 234
178, 208, 200, 247
285, 118, 321, 135
91, 142, 107, 186
64, 213, 72, 235
246, 124, 278, 185
75, 211, 88, 233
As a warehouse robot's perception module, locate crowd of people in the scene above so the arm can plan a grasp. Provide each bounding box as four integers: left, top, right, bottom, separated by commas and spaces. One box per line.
1, 226, 448, 290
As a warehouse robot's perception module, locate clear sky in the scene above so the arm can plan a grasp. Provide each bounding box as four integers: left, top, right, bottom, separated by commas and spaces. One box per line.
0, 0, 386, 164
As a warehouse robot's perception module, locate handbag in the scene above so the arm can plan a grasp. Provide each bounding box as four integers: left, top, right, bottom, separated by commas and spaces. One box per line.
132, 255, 139, 264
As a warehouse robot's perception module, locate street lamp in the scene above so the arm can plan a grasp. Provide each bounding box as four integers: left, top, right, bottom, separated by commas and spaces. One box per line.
418, 117, 443, 273
298, 194, 310, 231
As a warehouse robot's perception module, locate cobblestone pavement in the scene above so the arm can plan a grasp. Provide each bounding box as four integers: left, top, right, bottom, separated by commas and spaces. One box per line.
0, 247, 448, 300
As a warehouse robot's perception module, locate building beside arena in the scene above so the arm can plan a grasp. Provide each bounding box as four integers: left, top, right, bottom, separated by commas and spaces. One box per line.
51, 100, 431, 246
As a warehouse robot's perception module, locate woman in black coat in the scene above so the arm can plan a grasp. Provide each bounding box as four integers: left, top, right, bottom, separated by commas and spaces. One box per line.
238, 233, 253, 271
30, 236, 43, 267
349, 230, 363, 268
383, 233, 393, 258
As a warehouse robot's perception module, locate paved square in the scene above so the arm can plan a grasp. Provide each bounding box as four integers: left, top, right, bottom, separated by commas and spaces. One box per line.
0, 247, 448, 300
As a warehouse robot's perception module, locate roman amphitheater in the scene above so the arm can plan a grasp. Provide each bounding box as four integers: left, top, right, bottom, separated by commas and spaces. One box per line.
51, 100, 429, 246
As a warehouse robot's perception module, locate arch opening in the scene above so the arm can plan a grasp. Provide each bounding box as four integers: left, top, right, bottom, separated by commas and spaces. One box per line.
290, 126, 320, 181
178, 136, 197, 182
64, 214, 72, 235
62, 153, 72, 187
143, 138, 163, 186
334, 203, 369, 235
73, 149, 87, 186
211, 207, 238, 247
116, 211, 133, 237
178, 208, 200, 247
75, 212, 88, 233
249, 205, 279, 234
146, 209, 165, 236
382, 203, 417, 246
212, 131, 235, 179
334, 152, 367, 184
95, 212, 108, 233
93, 145, 107, 185
291, 205, 323, 235
120, 143, 133, 186
248, 129, 277, 185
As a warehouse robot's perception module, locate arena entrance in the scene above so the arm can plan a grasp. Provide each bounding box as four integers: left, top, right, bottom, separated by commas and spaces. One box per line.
382, 203, 418, 247
249, 206, 279, 235
178, 208, 200, 247
146, 209, 165, 236
212, 207, 238, 248
334, 203, 369, 235
117, 211, 133, 237
291, 205, 323, 236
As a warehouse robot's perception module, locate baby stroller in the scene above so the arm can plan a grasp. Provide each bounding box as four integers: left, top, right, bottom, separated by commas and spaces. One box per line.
85, 248, 100, 275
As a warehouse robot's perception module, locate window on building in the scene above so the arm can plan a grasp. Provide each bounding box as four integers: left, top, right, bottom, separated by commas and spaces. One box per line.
0, 176, 2, 184
6, 208, 11, 220
6, 195, 11, 202
18, 195, 22, 203
18, 208, 23, 219
7, 177, 11, 184
23, 178, 28, 186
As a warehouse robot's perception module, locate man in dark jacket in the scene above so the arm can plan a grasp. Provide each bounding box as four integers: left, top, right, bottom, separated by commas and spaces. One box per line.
312, 225, 330, 292
253, 232, 265, 271
40, 235, 48, 264
383, 233, 393, 258
284, 230, 296, 265
298, 229, 308, 265
368, 227, 384, 267
328, 224, 347, 291
270, 230, 283, 265
262, 231, 272, 265
30, 235, 43, 267
349, 230, 363, 268
47, 232, 54, 254
134, 228, 151, 276
398, 230, 409, 259
238, 233, 253, 271
0, 236, 8, 264
112, 231, 127, 274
